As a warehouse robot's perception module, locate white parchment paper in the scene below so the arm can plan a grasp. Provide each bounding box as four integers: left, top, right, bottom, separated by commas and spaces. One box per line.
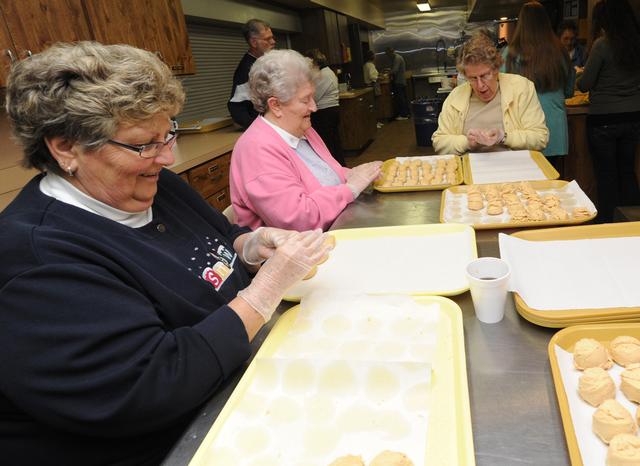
273, 293, 440, 363
286, 229, 476, 299
554, 345, 635, 466
469, 150, 548, 184
499, 234, 640, 311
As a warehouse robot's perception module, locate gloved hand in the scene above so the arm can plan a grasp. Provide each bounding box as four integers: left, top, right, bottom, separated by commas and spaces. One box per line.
476, 128, 505, 147
237, 229, 334, 321
467, 128, 505, 148
466, 128, 482, 149
241, 227, 296, 265
346, 161, 383, 198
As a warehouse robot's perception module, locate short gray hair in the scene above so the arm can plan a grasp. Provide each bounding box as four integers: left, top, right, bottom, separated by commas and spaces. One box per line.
249, 49, 318, 113
5, 41, 185, 175
457, 31, 503, 75
243, 19, 270, 43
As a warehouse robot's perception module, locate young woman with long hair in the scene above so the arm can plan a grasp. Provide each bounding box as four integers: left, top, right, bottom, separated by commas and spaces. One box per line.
577, 0, 640, 222
502, 1, 575, 176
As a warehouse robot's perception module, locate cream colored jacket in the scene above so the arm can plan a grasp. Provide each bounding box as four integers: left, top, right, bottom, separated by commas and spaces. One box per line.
432, 73, 549, 155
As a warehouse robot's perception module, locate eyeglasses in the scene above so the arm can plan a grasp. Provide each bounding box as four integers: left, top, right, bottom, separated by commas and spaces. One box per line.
107, 129, 177, 159
466, 71, 496, 84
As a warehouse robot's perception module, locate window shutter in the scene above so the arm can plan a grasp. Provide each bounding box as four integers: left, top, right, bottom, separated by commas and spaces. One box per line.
178, 21, 288, 123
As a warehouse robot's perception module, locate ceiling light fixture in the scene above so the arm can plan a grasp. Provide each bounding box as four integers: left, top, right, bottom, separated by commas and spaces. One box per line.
499, 16, 508, 20
417, 0, 432, 12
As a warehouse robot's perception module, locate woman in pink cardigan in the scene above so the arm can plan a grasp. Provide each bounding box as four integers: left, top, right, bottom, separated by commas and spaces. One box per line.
229, 49, 381, 231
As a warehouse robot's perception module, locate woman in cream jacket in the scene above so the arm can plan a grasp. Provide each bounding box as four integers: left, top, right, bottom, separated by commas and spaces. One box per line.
432, 31, 548, 155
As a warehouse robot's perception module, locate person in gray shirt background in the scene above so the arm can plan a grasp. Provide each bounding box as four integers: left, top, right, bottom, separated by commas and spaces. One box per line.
385, 47, 410, 120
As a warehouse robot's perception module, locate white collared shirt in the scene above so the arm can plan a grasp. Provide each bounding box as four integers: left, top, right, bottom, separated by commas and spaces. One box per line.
261, 116, 341, 186
40, 172, 153, 227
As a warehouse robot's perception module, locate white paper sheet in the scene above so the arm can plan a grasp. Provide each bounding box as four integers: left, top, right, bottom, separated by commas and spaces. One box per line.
469, 150, 548, 184
273, 293, 440, 363
499, 234, 640, 311
286, 229, 476, 299
442, 180, 596, 225
554, 345, 635, 466
204, 358, 431, 466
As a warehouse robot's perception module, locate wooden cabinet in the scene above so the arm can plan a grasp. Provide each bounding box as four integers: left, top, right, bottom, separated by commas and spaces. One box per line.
377, 81, 395, 120
292, 9, 351, 65
0, 0, 194, 87
0, 9, 14, 88
0, 0, 93, 86
186, 152, 231, 211
83, 0, 194, 74
339, 89, 376, 151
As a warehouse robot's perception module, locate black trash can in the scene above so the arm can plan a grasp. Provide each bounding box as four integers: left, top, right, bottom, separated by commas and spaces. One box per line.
411, 98, 443, 147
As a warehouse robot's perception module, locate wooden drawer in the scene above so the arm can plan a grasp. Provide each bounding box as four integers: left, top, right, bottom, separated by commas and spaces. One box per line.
206, 187, 230, 212
187, 152, 231, 199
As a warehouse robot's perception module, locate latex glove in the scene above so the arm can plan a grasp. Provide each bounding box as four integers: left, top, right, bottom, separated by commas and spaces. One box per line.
242, 227, 296, 265
237, 229, 334, 321
478, 128, 504, 146
467, 128, 505, 148
346, 161, 383, 198
466, 128, 482, 149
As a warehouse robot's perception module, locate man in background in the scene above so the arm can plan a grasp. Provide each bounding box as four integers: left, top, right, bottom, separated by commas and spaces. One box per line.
385, 47, 410, 120
558, 20, 586, 70
228, 19, 276, 129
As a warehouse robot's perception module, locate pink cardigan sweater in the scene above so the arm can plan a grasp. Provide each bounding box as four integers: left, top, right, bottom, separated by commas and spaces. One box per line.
230, 117, 353, 231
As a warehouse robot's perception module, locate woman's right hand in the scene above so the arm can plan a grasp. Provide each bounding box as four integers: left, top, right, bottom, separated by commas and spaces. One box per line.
346, 161, 383, 197
467, 128, 504, 148
237, 230, 334, 322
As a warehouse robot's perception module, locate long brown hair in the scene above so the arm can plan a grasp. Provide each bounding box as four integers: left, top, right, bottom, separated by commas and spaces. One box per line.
505, 1, 571, 92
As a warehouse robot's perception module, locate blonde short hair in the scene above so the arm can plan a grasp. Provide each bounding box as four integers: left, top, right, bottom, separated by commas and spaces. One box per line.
249, 49, 318, 113
457, 31, 503, 75
5, 41, 185, 174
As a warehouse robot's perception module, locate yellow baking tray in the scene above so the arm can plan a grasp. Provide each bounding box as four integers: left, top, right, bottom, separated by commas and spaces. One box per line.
189, 296, 475, 466
512, 222, 640, 328
374, 155, 463, 192
565, 91, 589, 107
284, 223, 478, 302
462, 150, 559, 185
548, 323, 640, 466
440, 180, 596, 230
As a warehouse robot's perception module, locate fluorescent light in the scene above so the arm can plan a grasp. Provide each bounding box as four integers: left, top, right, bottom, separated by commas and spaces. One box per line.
417, 1, 431, 12
499, 16, 508, 20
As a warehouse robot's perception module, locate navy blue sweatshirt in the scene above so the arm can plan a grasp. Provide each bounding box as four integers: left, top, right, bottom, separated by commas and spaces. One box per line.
228, 52, 259, 129
0, 169, 253, 465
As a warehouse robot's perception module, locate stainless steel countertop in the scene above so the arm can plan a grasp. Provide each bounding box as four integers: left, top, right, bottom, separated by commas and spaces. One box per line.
162, 189, 570, 466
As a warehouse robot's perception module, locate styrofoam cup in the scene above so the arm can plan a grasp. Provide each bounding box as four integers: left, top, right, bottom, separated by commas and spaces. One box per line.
465, 257, 511, 324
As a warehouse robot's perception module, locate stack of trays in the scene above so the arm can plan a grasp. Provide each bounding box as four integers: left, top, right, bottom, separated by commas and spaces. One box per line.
187, 224, 479, 465
506, 223, 640, 328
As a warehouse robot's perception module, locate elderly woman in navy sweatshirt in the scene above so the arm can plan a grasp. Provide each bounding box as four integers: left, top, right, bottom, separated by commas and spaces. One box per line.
0, 41, 332, 466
